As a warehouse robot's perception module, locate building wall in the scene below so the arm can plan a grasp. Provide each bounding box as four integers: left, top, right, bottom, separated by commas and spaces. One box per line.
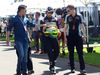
76, 5, 100, 26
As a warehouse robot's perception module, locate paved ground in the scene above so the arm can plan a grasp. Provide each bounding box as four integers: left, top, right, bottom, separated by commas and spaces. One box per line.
0, 41, 100, 75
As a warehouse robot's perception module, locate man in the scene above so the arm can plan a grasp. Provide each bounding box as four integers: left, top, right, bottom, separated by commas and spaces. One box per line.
41, 7, 60, 74
29, 13, 36, 49
15, 16, 34, 75
6, 5, 44, 75
64, 5, 86, 74
33, 12, 44, 54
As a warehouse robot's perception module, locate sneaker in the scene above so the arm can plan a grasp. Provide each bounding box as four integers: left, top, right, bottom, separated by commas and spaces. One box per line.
71, 69, 75, 73
51, 67, 56, 74
28, 70, 34, 74
40, 50, 44, 54
34, 51, 40, 53
80, 70, 86, 74
62, 51, 65, 55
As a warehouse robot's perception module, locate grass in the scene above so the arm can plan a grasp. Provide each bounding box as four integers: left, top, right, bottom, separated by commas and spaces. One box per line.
0, 35, 15, 43
60, 47, 100, 67
31, 39, 100, 67
0, 35, 100, 67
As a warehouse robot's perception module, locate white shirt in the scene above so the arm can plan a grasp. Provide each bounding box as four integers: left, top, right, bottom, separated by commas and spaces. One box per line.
33, 18, 41, 31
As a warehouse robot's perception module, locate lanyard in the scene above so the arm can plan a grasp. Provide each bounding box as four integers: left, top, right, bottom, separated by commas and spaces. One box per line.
19, 17, 25, 26
71, 16, 77, 30
19, 17, 27, 31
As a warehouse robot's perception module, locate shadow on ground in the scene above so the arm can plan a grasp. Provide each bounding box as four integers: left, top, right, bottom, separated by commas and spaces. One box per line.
0, 41, 6, 44
2, 48, 15, 51
31, 53, 100, 75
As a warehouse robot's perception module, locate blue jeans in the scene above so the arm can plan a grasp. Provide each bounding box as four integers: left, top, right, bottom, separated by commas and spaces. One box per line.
15, 40, 28, 74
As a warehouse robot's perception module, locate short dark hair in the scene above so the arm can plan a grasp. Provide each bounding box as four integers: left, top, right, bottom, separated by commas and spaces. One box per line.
36, 12, 40, 16
66, 5, 75, 10
18, 5, 27, 13
56, 8, 62, 15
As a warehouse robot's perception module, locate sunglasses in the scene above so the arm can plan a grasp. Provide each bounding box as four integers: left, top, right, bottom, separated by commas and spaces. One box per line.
48, 12, 53, 14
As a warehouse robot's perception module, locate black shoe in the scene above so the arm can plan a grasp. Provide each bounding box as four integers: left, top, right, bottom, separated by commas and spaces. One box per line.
49, 64, 52, 71
49, 62, 52, 71
23, 73, 27, 75
28, 70, 34, 74
49, 66, 52, 71
51, 67, 56, 74
80, 70, 86, 74
15, 73, 21, 75
62, 51, 65, 55
71, 69, 75, 73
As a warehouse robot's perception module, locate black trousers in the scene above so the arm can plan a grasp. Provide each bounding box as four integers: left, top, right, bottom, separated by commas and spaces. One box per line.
45, 37, 59, 67
67, 36, 85, 70
16, 46, 33, 71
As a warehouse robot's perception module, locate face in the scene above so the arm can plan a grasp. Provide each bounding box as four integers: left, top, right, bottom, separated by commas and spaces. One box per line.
30, 14, 34, 19
21, 8, 27, 16
47, 12, 53, 18
35, 14, 40, 20
66, 8, 72, 15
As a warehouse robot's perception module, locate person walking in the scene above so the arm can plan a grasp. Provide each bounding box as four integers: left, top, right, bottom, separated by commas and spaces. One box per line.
64, 5, 86, 74
15, 16, 34, 75
6, 5, 44, 75
41, 7, 60, 74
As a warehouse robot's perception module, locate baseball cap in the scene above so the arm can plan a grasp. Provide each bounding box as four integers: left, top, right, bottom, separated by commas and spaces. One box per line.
46, 7, 54, 13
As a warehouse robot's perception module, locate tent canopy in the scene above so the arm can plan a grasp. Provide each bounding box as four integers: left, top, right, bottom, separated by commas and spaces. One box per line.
0, 0, 100, 17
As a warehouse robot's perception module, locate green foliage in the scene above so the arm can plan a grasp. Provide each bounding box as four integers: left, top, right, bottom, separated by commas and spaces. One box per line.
89, 16, 93, 26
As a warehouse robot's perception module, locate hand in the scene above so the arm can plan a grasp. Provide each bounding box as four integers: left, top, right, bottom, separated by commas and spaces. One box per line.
6, 38, 10, 45
82, 37, 86, 43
